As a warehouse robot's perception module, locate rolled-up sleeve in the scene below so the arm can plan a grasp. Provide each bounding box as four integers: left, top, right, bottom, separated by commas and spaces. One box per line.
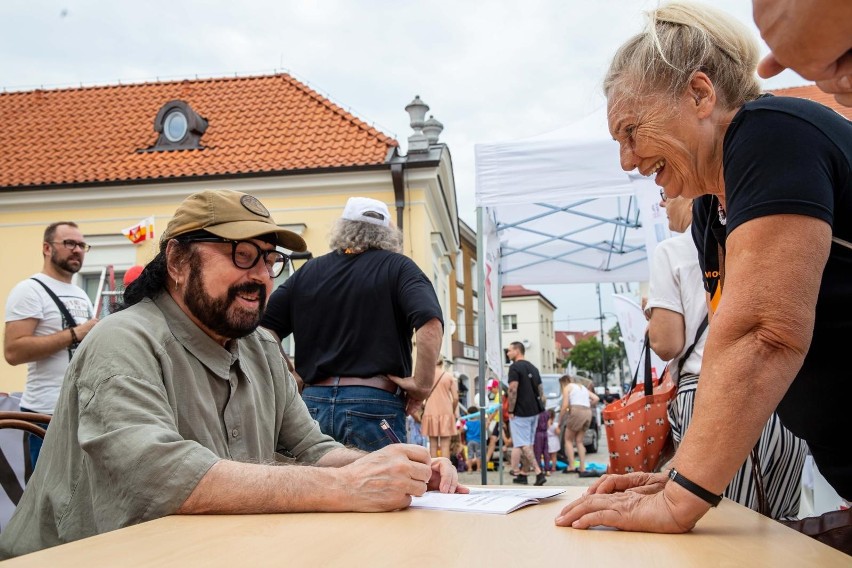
77, 372, 220, 529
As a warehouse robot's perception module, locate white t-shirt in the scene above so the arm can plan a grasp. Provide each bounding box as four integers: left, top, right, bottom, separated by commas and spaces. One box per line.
645, 231, 707, 379
567, 383, 591, 407
4, 274, 94, 413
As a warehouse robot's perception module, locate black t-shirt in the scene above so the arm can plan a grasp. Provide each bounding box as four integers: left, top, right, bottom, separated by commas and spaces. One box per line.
507, 360, 543, 417
260, 249, 443, 383
692, 95, 852, 498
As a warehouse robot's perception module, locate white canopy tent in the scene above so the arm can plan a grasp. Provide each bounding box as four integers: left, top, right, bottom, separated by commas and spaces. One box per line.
471, 113, 669, 483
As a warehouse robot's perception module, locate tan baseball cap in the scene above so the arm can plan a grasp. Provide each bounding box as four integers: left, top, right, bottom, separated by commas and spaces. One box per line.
161, 190, 307, 252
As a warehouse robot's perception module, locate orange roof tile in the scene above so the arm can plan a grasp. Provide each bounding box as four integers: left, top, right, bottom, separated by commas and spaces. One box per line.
0, 74, 398, 189
768, 84, 852, 120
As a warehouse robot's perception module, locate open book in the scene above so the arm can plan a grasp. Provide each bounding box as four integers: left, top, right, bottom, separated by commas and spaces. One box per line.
409, 487, 566, 515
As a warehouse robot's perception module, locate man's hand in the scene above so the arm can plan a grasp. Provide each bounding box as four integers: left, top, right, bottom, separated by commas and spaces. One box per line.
427, 456, 469, 494
389, 374, 432, 403
75, 317, 99, 342
338, 444, 434, 512
753, 0, 852, 106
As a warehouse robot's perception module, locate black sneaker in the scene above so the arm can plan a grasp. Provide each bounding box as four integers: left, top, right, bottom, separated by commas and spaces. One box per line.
534, 473, 547, 486
512, 474, 529, 485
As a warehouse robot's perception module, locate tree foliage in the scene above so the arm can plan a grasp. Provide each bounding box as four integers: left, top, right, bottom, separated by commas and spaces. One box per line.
567, 325, 625, 381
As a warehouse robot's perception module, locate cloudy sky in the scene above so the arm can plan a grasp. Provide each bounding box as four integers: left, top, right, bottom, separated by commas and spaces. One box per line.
1, 0, 809, 331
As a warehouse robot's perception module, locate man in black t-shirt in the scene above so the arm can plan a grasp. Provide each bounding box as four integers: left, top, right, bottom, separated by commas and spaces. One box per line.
506, 341, 546, 486
261, 197, 443, 451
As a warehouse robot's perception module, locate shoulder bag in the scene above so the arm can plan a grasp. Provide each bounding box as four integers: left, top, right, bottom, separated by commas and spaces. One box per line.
603, 317, 707, 474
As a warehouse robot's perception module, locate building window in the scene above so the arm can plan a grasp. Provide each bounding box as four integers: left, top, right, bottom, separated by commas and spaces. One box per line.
502, 314, 517, 331
472, 314, 479, 346
456, 307, 465, 342
456, 250, 465, 286
147, 99, 208, 152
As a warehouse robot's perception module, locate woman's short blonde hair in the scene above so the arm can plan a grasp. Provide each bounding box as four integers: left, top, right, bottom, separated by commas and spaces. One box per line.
604, 1, 761, 109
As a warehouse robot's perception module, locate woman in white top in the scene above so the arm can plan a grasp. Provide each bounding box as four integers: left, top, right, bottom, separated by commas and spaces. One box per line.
558, 375, 599, 475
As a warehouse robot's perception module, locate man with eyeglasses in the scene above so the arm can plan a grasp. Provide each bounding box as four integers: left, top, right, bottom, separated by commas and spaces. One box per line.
0, 190, 463, 559
4, 221, 98, 467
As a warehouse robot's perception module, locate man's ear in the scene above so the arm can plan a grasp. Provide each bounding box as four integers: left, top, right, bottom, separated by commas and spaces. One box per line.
688, 71, 717, 118
165, 240, 185, 284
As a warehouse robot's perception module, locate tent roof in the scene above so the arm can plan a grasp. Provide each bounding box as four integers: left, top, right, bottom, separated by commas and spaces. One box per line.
475, 112, 649, 284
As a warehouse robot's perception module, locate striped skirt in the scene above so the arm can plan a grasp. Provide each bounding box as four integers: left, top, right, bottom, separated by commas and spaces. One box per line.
668, 373, 807, 520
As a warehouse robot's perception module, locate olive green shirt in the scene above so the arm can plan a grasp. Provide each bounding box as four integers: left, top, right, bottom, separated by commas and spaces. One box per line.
0, 293, 341, 558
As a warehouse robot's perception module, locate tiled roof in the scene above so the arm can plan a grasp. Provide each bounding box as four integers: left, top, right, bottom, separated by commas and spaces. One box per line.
0, 74, 398, 189
502, 284, 540, 298
555, 330, 598, 351
769, 84, 852, 120
502, 284, 557, 309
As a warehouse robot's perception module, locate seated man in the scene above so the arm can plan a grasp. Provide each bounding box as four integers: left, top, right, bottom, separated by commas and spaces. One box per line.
0, 190, 464, 559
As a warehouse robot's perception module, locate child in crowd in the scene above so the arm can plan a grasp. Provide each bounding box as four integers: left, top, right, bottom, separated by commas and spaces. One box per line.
464, 405, 483, 472
533, 409, 551, 475
406, 414, 427, 447
546, 409, 560, 474
449, 435, 467, 473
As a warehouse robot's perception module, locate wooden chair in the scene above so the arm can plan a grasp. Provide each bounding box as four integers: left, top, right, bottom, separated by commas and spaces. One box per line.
0, 411, 51, 438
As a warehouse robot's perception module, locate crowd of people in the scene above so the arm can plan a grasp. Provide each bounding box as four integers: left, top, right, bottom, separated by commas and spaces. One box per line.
2, 0, 851, 559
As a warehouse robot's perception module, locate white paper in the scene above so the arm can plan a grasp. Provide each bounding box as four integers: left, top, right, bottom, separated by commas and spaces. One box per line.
409, 487, 566, 514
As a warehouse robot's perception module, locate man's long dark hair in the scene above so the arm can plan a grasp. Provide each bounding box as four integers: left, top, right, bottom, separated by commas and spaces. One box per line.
118, 241, 191, 311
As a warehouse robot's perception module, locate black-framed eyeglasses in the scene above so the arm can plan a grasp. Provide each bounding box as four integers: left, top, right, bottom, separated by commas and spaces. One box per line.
659, 188, 668, 202
49, 240, 91, 252
183, 237, 289, 278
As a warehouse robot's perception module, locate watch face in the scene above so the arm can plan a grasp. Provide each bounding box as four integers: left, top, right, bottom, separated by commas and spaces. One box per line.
164, 110, 188, 142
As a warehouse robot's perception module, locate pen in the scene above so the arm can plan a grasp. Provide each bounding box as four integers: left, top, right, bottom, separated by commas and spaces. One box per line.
380, 419, 402, 444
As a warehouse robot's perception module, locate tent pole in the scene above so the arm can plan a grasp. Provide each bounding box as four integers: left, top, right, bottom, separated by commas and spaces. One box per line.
476, 207, 488, 485
597, 283, 606, 387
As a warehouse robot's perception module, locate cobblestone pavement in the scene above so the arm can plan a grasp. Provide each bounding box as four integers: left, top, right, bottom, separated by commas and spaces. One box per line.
457, 434, 609, 487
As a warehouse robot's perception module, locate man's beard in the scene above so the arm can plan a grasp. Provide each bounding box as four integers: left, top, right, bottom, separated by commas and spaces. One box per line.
51, 249, 82, 274
183, 252, 267, 340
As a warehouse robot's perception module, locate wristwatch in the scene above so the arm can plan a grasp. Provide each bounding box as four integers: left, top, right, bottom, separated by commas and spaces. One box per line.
69, 327, 80, 348
668, 468, 722, 507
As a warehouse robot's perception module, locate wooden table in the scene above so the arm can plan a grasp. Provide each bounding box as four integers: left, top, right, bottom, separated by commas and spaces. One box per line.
2, 487, 848, 567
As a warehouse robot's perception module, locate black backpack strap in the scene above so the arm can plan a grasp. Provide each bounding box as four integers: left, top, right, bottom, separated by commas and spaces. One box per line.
30, 278, 78, 329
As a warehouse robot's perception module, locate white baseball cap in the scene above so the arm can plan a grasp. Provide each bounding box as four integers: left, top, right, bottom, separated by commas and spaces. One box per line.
341, 197, 391, 227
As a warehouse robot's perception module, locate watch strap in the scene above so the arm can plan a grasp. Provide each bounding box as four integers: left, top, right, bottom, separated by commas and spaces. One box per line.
668, 468, 722, 507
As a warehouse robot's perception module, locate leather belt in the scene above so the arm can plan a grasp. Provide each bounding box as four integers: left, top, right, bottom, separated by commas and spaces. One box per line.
311, 375, 402, 395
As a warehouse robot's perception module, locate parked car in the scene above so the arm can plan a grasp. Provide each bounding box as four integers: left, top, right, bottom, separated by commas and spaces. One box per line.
540, 374, 600, 455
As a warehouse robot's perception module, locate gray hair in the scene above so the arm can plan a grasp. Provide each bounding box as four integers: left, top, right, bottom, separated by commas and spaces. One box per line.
604, 1, 760, 110
328, 219, 403, 254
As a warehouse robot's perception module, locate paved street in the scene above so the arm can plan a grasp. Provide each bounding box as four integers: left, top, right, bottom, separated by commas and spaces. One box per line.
457, 432, 610, 487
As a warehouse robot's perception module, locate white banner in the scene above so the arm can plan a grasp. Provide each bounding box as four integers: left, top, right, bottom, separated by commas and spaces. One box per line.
632, 175, 671, 268
611, 294, 667, 382
482, 208, 503, 377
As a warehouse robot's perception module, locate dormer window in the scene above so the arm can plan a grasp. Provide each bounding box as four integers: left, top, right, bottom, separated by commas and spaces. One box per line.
150, 100, 207, 151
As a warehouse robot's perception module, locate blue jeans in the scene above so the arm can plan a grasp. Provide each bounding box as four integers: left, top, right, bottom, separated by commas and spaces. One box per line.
302, 385, 406, 451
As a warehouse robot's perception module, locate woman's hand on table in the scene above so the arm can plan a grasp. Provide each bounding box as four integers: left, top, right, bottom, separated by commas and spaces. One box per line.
555, 471, 708, 533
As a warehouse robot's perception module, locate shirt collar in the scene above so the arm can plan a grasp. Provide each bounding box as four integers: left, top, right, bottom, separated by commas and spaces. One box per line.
154, 292, 243, 381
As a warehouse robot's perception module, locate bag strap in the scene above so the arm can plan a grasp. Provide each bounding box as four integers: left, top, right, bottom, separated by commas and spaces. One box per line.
832, 236, 852, 250
30, 278, 78, 329
627, 332, 656, 397
676, 315, 709, 377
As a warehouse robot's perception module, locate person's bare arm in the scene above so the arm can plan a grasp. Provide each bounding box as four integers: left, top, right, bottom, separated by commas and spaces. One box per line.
647, 308, 686, 361
753, 0, 852, 105
557, 214, 830, 531
177, 444, 434, 515
507, 381, 519, 416
4, 317, 98, 366
389, 317, 443, 402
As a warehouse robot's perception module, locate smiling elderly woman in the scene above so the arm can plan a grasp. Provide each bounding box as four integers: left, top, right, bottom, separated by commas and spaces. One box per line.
556, 1, 852, 535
